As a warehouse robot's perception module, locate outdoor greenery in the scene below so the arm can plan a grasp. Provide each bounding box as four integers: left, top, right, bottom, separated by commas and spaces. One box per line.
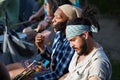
80, 0, 120, 15
79, 0, 120, 24
111, 61, 120, 80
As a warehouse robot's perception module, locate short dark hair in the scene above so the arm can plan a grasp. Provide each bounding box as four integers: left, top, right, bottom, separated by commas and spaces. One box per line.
81, 5, 100, 32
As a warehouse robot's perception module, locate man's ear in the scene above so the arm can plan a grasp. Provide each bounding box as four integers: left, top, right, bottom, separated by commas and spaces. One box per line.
82, 32, 89, 39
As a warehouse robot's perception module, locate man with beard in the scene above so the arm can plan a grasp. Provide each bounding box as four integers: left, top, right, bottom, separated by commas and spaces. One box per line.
7, 4, 82, 80
59, 17, 112, 80
33, 4, 82, 80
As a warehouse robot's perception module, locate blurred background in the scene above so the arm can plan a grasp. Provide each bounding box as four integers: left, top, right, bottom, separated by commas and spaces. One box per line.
0, 0, 120, 79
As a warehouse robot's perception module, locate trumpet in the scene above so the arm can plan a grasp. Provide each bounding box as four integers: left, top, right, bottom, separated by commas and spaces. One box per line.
13, 60, 49, 80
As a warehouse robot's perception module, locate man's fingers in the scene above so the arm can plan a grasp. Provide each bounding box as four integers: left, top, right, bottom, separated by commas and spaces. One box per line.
35, 34, 45, 43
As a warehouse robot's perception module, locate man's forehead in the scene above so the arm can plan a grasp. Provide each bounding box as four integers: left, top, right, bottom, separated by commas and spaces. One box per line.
67, 35, 82, 41
67, 36, 76, 41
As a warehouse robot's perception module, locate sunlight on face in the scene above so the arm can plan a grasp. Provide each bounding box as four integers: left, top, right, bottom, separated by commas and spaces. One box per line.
52, 8, 68, 28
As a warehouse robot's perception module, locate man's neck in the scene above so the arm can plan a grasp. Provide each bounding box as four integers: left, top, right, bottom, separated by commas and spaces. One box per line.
76, 37, 97, 65
62, 30, 65, 36
76, 55, 86, 65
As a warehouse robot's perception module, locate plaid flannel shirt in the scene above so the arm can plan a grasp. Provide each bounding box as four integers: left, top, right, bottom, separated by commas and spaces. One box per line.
34, 31, 74, 80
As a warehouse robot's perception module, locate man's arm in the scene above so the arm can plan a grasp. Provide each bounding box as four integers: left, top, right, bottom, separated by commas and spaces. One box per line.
35, 33, 51, 60
29, 5, 44, 22
89, 77, 99, 80
34, 41, 74, 80
88, 58, 112, 80
59, 73, 68, 80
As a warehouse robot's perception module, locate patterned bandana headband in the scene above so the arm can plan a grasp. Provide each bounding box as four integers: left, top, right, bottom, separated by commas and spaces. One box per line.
66, 25, 98, 38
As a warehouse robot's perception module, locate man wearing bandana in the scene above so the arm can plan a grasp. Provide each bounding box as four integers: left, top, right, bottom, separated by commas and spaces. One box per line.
60, 17, 112, 80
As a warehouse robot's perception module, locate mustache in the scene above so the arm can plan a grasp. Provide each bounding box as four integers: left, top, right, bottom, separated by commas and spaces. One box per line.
73, 39, 87, 55
52, 21, 67, 31
72, 47, 78, 50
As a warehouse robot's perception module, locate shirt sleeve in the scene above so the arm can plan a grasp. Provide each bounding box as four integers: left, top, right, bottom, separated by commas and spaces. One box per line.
88, 58, 112, 80
34, 43, 74, 80
40, 46, 51, 61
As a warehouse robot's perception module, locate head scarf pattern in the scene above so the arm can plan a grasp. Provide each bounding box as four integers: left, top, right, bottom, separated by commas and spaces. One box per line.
66, 25, 98, 38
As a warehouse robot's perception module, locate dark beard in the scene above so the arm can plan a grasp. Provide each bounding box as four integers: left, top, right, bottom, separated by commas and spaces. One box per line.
53, 21, 67, 32
78, 38, 87, 55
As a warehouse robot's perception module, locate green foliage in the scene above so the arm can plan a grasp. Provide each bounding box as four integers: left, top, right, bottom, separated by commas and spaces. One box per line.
36, 0, 44, 6
79, 0, 120, 16
111, 61, 120, 80
79, 0, 120, 26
